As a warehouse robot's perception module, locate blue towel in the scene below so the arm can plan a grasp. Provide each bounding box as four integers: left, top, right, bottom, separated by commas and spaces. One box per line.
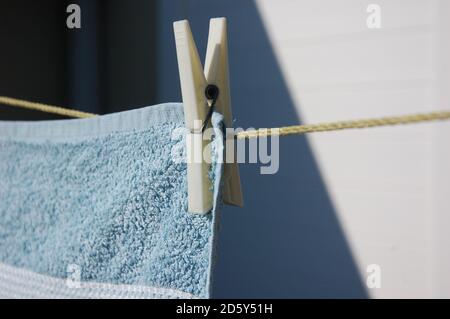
0, 103, 223, 299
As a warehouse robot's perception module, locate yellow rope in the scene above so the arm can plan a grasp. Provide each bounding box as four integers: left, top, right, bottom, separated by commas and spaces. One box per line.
0, 96, 96, 119
1, 95, 450, 138
236, 111, 450, 139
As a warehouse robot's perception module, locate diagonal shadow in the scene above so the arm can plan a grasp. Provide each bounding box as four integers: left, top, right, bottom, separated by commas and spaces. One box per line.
156, 0, 368, 298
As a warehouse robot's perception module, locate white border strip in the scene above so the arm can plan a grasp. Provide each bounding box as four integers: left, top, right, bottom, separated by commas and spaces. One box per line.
0, 263, 197, 299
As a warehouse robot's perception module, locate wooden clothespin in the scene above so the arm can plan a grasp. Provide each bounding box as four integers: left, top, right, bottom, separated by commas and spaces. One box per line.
173, 17, 243, 214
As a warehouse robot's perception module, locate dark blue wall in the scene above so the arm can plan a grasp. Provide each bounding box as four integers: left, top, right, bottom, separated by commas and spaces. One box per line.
156, 0, 368, 298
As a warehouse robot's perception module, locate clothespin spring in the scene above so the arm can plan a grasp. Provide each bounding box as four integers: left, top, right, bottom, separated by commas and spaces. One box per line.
200, 84, 220, 133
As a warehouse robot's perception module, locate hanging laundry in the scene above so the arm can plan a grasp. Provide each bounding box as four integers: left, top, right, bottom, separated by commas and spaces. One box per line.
0, 103, 224, 299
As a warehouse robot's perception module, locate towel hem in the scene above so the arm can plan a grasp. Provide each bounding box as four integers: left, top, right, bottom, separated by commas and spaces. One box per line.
0, 262, 198, 299
0, 103, 184, 141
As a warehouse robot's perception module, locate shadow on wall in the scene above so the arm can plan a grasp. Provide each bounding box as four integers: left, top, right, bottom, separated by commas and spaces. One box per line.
156, 0, 368, 298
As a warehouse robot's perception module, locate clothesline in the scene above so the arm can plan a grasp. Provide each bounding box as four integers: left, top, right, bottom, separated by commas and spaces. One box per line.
1, 95, 450, 139
0, 96, 95, 118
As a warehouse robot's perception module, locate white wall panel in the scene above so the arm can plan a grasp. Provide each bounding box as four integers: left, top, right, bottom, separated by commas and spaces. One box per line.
256, 0, 444, 298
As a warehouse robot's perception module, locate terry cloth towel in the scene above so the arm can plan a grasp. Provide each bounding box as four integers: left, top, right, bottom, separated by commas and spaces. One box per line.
0, 103, 224, 299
